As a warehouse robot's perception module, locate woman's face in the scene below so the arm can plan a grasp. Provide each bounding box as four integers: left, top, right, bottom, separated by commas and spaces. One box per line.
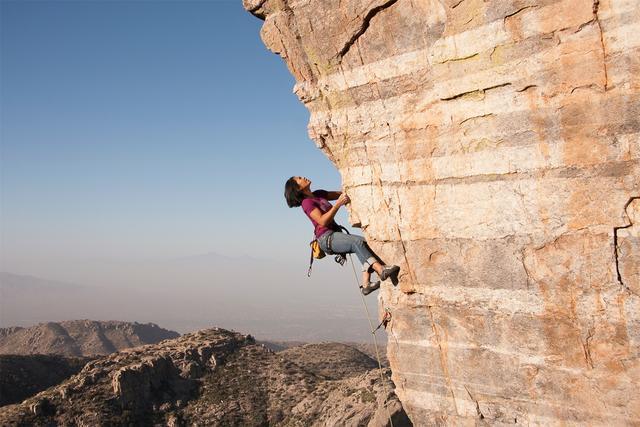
294, 176, 311, 190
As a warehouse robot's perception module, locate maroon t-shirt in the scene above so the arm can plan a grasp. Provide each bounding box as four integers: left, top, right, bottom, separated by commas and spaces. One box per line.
301, 189, 341, 238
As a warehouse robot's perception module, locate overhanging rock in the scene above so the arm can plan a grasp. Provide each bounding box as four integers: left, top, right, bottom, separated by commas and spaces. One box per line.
244, 0, 640, 424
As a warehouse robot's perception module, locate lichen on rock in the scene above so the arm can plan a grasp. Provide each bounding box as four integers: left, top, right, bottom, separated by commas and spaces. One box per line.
245, 0, 640, 424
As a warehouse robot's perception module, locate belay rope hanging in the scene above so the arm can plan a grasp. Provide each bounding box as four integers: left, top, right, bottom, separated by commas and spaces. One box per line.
347, 253, 395, 427
307, 227, 395, 425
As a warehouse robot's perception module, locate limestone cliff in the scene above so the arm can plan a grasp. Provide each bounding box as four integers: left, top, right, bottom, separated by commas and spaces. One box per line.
244, 0, 639, 424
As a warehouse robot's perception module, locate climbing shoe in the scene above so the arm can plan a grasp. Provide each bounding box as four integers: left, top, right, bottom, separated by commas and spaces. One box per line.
360, 281, 380, 295
380, 265, 400, 281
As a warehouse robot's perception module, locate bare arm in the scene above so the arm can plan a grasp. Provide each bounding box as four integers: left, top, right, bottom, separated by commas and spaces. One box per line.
308, 193, 350, 226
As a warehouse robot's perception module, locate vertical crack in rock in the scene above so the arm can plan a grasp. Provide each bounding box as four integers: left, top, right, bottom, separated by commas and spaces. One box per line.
613, 197, 639, 295
382, 103, 417, 287
520, 248, 533, 290
395, 189, 417, 287
272, 19, 295, 73
581, 327, 595, 369
318, 122, 340, 166
463, 385, 485, 419
354, 43, 367, 67
335, 0, 400, 61
592, 0, 609, 90
427, 307, 459, 415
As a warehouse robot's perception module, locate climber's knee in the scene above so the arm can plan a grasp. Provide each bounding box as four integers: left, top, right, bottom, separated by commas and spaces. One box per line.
353, 236, 365, 247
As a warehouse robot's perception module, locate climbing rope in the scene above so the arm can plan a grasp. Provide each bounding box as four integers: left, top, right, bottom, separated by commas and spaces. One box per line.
347, 253, 395, 427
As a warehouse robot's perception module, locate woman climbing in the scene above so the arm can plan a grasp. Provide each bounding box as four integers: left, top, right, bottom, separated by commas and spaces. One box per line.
284, 176, 400, 295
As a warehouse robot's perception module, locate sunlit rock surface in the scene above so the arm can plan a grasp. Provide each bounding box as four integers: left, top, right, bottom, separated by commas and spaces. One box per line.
245, 0, 640, 424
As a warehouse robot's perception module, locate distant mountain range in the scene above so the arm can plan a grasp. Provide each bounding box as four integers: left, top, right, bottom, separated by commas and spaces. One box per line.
0, 272, 83, 292
0, 319, 180, 356
0, 269, 379, 342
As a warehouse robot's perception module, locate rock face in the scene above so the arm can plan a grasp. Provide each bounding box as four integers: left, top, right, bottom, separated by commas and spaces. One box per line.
0, 320, 180, 356
244, 0, 639, 424
0, 328, 410, 426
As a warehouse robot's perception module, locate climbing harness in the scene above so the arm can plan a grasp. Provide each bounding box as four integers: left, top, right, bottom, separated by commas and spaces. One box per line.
307, 227, 348, 276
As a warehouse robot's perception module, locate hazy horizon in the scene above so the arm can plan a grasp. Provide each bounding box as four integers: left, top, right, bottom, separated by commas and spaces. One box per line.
0, 1, 384, 343
0, 270, 384, 343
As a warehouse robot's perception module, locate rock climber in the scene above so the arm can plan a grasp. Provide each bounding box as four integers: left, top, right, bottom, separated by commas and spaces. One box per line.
284, 176, 400, 295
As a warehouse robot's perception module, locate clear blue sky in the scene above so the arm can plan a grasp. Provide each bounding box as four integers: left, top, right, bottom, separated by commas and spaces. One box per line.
1, 0, 346, 270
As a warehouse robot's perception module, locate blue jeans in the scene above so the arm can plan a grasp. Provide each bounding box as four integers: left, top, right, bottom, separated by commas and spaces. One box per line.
318, 231, 378, 272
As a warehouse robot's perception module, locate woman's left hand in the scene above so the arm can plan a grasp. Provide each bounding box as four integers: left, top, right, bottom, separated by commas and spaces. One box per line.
337, 193, 351, 206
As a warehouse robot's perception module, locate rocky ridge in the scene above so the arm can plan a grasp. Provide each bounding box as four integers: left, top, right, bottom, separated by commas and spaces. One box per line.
0, 354, 94, 406
0, 320, 180, 356
278, 342, 380, 379
0, 328, 410, 426
262, 340, 390, 367
244, 0, 639, 424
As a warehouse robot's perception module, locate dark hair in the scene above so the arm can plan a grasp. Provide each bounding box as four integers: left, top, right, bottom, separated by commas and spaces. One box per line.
284, 176, 306, 208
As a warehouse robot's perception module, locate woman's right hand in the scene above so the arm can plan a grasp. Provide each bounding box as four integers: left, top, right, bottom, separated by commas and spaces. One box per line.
336, 193, 351, 206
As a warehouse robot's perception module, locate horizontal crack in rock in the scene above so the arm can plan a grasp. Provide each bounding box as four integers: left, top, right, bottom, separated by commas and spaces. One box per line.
503, 4, 539, 25
440, 83, 511, 101
346, 159, 636, 189
435, 52, 479, 65
459, 113, 494, 126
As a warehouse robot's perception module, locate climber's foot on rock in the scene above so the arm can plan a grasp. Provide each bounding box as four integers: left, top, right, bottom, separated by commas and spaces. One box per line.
360, 281, 380, 295
380, 265, 400, 282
